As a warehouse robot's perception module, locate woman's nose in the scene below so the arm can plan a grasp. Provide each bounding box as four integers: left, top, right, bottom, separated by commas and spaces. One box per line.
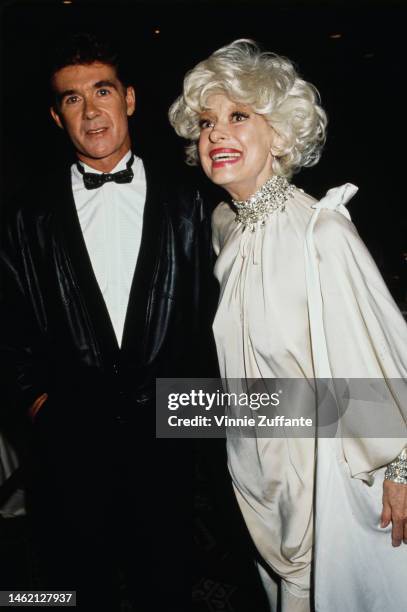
209, 122, 230, 143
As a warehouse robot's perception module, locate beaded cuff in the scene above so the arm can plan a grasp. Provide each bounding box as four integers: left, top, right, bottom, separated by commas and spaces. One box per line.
384, 447, 407, 484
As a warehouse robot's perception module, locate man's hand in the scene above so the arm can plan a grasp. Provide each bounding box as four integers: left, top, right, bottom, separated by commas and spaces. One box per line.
381, 479, 407, 546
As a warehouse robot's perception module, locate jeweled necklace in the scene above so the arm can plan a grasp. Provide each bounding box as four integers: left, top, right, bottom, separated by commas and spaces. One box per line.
233, 175, 295, 232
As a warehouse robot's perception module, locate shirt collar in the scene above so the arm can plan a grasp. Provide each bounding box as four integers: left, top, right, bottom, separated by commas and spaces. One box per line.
71, 150, 141, 192
79, 150, 133, 174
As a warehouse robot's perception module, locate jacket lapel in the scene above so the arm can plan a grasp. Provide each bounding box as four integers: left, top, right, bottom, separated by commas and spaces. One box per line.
120, 159, 164, 357
52, 160, 163, 364
54, 167, 120, 359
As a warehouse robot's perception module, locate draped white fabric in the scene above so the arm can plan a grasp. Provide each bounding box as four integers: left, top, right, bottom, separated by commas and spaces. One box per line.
212, 184, 407, 610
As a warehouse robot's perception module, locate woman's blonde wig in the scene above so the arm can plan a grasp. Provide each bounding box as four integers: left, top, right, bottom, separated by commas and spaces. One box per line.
169, 39, 327, 178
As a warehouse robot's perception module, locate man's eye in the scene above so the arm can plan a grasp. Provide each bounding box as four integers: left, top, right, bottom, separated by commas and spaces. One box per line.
199, 118, 214, 130
97, 88, 110, 96
65, 96, 79, 105
232, 111, 249, 122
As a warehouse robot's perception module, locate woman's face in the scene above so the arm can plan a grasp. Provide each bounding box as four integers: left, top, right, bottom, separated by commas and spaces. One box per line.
198, 93, 279, 200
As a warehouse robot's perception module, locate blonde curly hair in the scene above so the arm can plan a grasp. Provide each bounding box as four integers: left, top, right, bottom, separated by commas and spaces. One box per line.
169, 39, 327, 178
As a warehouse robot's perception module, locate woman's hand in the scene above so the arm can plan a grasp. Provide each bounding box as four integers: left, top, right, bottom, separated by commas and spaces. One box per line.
381, 480, 407, 546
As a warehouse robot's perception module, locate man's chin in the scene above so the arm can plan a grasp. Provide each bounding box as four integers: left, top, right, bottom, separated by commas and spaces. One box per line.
77, 147, 113, 162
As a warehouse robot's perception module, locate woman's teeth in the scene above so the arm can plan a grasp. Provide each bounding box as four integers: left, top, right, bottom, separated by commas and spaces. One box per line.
211, 153, 241, 161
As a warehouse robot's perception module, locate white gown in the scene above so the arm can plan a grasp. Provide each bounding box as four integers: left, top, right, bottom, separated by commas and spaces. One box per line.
211, 183, 407, 611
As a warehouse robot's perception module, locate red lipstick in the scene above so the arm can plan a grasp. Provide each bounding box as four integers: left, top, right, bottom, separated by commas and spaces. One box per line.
209, 148, 242, 168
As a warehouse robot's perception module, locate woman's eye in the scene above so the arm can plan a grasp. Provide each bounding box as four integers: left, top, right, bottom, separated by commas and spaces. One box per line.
232, 111, 249, 122
199, 118, 213, 129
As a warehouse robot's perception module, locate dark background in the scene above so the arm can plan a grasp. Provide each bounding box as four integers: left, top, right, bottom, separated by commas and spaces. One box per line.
0, 1, 406, 610
1, 0, 406, 309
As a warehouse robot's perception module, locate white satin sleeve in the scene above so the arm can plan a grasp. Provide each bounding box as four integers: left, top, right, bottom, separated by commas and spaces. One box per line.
305, 184, 407, 477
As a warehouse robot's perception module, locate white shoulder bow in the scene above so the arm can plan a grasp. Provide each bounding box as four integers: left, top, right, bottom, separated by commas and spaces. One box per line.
305, 183, 358, 377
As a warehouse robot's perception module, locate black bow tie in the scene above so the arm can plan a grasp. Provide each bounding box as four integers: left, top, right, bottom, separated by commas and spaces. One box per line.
76, 153, 135, 190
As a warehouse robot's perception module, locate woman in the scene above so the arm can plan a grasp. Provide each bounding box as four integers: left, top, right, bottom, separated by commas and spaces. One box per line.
169, 40, 407, 611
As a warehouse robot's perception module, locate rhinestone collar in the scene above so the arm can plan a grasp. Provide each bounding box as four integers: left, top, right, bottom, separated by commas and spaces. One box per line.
233, 175, 295, 231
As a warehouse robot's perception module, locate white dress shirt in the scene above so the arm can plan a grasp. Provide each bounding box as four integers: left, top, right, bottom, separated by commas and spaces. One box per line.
71, 150, 146, 346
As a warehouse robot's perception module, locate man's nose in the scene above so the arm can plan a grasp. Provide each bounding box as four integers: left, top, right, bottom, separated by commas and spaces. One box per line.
83, 97, 99, 120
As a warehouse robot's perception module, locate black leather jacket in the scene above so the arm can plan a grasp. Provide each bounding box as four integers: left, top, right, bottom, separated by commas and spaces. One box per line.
0, 159, 217, 425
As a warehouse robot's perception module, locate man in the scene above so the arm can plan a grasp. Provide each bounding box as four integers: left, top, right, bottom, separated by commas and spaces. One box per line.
0, 33, 216, 611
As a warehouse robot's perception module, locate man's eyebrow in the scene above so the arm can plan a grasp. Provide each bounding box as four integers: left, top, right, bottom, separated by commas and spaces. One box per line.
57, 80, 119, 103
57, 89, 77, 103
94, 80, 119, 90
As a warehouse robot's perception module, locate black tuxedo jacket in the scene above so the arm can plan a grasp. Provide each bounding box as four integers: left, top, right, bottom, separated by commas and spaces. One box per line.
0, 158, 217, 428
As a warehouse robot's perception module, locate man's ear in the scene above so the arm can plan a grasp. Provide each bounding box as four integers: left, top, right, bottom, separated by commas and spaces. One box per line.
50, 106, 64, 130
126, 86, 136, 117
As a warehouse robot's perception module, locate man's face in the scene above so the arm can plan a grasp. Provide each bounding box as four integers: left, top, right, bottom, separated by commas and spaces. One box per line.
50, 62, 135, 171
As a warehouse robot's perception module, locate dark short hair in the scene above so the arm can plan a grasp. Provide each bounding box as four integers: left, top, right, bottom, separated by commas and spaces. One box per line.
49, 32, 132, 107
